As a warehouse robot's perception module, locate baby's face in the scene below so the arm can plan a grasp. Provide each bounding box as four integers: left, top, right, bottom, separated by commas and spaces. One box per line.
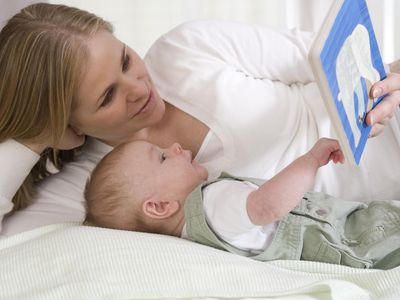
121, 140, 208, 202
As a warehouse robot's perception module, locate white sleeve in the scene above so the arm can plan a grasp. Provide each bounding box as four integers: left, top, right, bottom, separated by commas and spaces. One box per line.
203, 179, 277, 252
0, 140, 40, 233
145, 19, 315, 87
0, 138, 112, 237
203, 180, 257, 238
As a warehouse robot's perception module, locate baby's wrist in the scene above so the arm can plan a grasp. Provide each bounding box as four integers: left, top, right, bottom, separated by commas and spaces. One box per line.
305, 151, 322, 169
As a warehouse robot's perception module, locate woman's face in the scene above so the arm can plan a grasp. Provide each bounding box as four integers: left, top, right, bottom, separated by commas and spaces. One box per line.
70, 30, 165, 146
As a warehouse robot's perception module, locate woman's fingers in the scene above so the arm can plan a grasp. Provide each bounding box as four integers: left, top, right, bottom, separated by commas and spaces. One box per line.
370, 72, 400, 98
365, 91, 399, 126
389, 60, 400, 74
368, 122, 385, 138
365, 72, 400, 137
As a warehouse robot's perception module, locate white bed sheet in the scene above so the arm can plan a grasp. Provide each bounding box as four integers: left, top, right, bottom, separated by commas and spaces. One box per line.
1, 223, 399, 300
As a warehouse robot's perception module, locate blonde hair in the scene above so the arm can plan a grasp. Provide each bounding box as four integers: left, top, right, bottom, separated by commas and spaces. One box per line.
84, 143, 147, 231
0, 3, 113, 210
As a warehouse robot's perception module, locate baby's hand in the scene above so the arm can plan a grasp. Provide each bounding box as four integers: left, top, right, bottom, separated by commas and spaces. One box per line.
309, 138, 345, 167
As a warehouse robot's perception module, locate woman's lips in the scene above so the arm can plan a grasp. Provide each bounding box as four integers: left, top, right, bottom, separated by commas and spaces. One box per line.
130, 90, 154, 118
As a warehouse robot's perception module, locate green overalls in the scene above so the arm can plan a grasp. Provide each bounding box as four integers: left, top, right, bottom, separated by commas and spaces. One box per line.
184, 173, 400, 269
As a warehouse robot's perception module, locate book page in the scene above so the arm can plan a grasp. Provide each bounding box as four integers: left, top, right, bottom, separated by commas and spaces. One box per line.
336, 24, 380, 146
317, 0, 386, 164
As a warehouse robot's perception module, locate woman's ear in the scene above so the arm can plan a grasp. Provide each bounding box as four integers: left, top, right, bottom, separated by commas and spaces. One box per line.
142, 198, 180, 220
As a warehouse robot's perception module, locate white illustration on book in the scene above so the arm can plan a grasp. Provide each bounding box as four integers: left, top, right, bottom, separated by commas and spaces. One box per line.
336, 24, 380, 146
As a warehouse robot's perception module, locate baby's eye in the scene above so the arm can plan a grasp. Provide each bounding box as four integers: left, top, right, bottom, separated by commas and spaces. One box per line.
160, 153, 166, 163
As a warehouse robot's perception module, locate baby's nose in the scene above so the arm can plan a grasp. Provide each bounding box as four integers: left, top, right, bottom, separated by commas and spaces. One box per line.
171, 143, 182, 154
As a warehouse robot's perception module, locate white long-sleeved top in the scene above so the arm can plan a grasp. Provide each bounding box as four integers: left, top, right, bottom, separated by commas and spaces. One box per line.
1, 20, 400, 237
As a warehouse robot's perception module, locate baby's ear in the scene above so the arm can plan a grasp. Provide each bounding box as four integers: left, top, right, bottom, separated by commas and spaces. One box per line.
142, 197, 180, 220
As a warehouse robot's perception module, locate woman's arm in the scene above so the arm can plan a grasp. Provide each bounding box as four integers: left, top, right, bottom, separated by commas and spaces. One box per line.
145, 20, 319, 180
0, 140, 41, 233
0, 128, 85, 236
145, 20, 315, 87
0, 138, 111, 237
246, 138, 344, 225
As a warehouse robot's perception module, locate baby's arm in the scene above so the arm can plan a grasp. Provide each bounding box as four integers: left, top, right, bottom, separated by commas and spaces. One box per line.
247, 138, 344, 225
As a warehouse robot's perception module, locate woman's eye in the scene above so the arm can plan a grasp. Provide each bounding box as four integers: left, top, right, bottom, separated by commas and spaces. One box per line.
122, 54, 130, 72
161, 153, 166, 162
100, 88, 114, 107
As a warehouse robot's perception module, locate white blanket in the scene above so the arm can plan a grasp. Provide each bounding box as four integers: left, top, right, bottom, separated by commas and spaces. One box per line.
1, 223, 399, 300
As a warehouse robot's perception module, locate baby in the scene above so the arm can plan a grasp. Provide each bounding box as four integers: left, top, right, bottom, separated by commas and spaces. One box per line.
85, 138, 400, 269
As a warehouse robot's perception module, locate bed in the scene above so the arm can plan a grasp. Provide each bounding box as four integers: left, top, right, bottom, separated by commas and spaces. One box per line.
2, 3, 400, 299
1, 222, 399, 299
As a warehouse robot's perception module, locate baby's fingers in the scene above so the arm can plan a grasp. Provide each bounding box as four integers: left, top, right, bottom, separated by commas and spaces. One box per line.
331, 150, 345, 164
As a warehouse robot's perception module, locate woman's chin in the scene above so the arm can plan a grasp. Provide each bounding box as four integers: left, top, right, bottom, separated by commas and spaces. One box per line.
144, 97, 166, 127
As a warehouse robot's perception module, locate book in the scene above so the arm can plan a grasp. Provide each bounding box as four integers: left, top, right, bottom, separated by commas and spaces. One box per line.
309, 0, 387, 165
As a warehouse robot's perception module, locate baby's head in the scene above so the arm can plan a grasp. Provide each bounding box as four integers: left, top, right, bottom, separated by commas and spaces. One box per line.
85, 140, 208, 235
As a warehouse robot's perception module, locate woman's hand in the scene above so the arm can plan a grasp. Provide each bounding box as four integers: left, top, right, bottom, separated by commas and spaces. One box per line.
389, 60, 400, 73
366, 65, 400, 137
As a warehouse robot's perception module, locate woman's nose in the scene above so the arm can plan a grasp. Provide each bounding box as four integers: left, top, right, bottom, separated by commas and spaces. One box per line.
125, 78, 148, 103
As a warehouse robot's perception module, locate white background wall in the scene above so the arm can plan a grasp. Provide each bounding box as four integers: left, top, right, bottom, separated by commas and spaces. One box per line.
1, 0, 399, 61
0, 0, 38, 26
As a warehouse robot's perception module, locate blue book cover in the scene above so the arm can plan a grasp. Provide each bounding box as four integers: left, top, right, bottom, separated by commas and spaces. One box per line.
309, 0, 386, 164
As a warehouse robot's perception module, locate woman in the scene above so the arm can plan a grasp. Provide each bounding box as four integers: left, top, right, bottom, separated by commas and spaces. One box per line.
1, 3, 400, 236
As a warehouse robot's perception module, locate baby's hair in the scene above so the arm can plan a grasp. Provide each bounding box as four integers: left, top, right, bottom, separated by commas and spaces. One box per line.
84, 142, 147, 231
85, 144, 134, 229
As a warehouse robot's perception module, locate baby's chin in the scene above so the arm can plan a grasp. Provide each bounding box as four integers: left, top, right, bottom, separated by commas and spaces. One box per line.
192, 161, 208, 181
200, 169, 209, 181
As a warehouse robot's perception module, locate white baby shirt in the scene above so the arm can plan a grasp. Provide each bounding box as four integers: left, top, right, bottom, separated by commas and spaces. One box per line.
182, 179, 278, 254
